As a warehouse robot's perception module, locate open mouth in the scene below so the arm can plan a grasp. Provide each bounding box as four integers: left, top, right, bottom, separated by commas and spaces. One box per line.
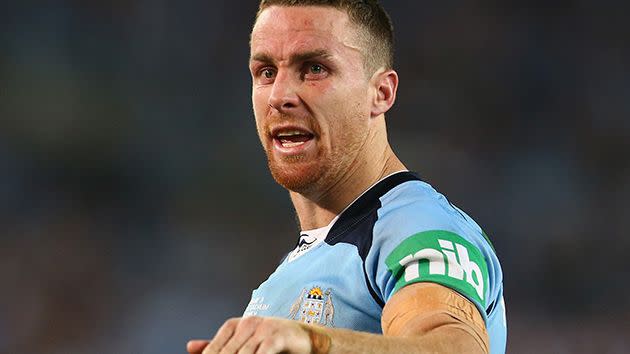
272, 129, 315, 149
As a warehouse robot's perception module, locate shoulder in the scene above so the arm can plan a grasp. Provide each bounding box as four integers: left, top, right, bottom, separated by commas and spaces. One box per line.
373, 179, 494, 257
371, 179, 502, 311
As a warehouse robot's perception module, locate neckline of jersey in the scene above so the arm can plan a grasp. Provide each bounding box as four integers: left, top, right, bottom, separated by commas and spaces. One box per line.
324, 170, 423, 243
299, 170, 411, 235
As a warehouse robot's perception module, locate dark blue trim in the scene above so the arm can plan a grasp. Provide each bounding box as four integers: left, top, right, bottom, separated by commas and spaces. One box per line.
325, 171, 422, 308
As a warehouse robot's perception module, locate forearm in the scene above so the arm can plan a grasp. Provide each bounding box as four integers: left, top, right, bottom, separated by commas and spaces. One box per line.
304, 322, 486, 354
187, 284, 489, 354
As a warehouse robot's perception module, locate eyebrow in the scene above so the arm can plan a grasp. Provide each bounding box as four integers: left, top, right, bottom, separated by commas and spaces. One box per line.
250, 49, 333, 66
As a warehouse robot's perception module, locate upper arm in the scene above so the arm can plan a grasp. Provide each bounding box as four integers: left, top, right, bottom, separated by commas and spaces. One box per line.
365, 185, 504, 351
368, 194, 502, 316
381, 282, 489, 353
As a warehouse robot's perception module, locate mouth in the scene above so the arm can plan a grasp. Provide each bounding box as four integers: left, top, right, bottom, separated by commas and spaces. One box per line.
271, 127, 315, 151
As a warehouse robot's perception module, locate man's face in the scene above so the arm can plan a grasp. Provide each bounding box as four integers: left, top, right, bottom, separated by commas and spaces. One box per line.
249, 6, 375, 195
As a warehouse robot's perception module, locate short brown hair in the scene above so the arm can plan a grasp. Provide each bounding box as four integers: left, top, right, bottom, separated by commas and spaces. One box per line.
255, 0, 394, 72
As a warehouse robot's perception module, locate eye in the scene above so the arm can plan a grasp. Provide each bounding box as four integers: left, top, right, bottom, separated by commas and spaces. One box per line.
304, 63, 328, 80
255, 67, 276, 84
261, 68, 275, 79
309, 64, 323, 74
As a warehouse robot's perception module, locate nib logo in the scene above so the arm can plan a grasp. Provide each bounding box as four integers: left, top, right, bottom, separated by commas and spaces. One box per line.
399, 239, 484, 300
386, 231, 489, 305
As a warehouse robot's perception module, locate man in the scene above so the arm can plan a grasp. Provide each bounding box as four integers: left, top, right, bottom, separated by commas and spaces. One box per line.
188, 1, 506, 353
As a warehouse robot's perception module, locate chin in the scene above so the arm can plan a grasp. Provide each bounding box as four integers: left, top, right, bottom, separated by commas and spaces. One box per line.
267, 158, 326, 194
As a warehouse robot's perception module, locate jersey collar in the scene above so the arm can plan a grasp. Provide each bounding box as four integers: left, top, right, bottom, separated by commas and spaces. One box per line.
326, 171, 422, 243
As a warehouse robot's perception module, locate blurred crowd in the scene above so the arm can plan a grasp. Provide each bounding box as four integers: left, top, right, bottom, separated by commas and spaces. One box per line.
1, 1, 628, 353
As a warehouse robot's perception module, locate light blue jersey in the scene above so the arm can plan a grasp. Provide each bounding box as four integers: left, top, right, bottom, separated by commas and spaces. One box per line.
244, 172, 507, 353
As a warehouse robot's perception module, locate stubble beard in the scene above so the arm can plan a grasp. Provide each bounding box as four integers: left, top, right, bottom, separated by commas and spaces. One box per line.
260, 99, 370, 198
264, 125, 367, 198
265, 148, 331, 195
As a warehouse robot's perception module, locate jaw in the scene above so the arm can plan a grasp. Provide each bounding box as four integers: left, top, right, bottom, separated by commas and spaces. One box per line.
266, 153, 327, 195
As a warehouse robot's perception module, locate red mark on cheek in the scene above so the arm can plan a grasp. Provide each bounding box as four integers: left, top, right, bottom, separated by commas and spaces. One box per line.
305, 80, 335, 98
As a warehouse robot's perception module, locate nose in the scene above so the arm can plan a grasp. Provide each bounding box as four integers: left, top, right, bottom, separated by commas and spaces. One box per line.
268, 70, 300, 112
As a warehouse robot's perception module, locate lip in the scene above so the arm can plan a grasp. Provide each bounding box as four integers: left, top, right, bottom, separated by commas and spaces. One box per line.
270, 124, 315, 138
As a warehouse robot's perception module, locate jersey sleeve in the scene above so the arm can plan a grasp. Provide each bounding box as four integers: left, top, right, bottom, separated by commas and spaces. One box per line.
364, 183, 503, 321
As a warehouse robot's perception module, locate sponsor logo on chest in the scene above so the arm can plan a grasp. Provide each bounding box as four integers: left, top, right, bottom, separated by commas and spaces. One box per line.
243, 296, 270, 317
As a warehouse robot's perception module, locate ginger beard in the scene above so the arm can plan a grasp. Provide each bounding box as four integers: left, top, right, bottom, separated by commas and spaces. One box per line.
257, 108, 369, 196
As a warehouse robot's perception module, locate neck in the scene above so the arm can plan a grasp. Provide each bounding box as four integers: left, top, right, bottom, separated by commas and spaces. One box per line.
289, 129, 406, 230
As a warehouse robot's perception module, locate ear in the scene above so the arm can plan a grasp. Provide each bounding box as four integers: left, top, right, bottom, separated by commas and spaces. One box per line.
370, 69, 399, 118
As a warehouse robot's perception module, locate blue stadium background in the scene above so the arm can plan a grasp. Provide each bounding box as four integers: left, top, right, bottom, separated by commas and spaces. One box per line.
1, 1, 628, 353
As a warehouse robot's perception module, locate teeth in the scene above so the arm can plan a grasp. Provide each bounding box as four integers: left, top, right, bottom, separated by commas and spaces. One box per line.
281, 141, 306, 148
277, 130, 306, 137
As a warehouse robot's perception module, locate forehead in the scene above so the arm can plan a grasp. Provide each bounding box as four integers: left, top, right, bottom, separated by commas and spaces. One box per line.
250, 6, 363, 60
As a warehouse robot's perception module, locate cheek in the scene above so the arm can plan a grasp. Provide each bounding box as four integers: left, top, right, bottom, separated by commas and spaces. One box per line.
252, 88, 268, 113
328, 86, 369, 125
320, 104, 368, 151
336, 91, 371, 141
252, 88, 270, 132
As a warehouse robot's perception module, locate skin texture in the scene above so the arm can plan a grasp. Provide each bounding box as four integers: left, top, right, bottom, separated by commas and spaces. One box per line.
381, 283, 490, 352
187, 5, 489, 354
249, 5, 403, 230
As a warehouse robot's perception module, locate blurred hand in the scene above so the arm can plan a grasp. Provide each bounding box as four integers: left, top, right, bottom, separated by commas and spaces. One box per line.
187, 316, 312, 354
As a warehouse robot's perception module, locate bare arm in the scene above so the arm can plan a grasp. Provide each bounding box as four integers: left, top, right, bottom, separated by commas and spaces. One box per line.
304, 282, 489, 354
299, 324, 481, 354
188, 282, 488, 354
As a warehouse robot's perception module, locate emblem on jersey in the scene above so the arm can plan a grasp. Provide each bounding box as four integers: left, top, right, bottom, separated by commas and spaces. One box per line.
289, 287, 335, 326
385, 230, 489, 306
